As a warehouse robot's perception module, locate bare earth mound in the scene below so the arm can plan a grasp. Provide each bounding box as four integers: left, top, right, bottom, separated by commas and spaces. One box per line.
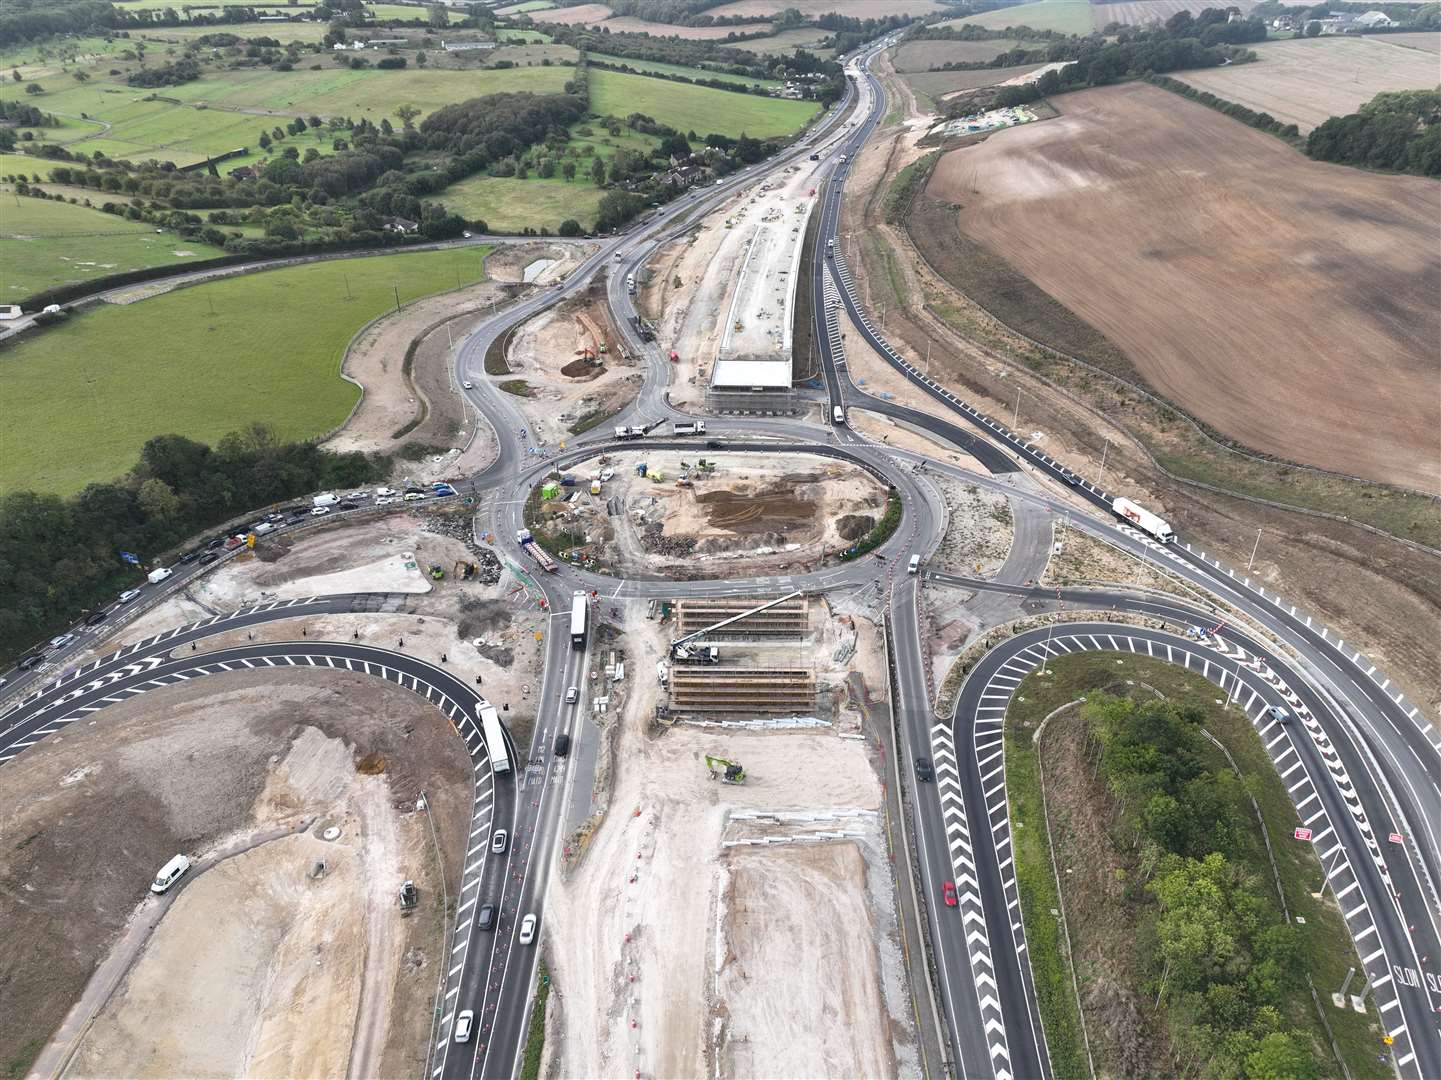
928, 82, 1441, 492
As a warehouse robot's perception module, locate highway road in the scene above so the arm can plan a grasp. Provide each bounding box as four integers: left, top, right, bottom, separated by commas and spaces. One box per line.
4, 33, 1438, 1080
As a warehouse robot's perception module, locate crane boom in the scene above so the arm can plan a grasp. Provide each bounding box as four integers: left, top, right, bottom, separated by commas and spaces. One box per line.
670, 590, 803, 654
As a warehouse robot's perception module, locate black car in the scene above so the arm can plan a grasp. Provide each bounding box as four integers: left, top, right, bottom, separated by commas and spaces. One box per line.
1058, 467, 1081, 486
84, 611, 107, 626
705, 440, 723, 450
19, 654, 44, 670
199, 552, 220, 565
914, 756, 935, 783
553, 733, 571, 757
338, 501, 359, 510
478, 903, 497, 931
206, 537, 226, 549
179, 550, 201, 564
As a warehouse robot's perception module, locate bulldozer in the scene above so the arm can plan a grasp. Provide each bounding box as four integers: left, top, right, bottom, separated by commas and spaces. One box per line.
398, 880, 418, 914
428, 564, 445, 580
705, 755, 746, 784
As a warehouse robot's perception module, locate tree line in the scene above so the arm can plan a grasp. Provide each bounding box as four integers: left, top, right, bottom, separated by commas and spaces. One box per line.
0, 425, 386, 666
1086, 694, 1324, 1080
1306, 89, 1441, 177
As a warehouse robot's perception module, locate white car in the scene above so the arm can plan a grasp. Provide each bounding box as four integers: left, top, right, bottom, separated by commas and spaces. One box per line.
402, 492, 425, 502
49, 632, 75, 649
311, 506, 330, 516
463, 380, 473, 390
491, 829, 508, 854
453, 1010, 474, 1043
376, 496, 394, 506
118, 589, 141, 603
565, 686, 578, 704
518, 913, 537, 945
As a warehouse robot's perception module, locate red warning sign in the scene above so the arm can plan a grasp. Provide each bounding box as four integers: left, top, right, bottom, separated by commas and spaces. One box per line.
1294, 827, 1313, 841
1389, 832, 1405, 844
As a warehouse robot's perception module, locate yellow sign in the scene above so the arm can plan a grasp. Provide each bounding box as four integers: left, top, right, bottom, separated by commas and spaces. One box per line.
1383, 1035, 1394, 1046
247, 534, 256, 548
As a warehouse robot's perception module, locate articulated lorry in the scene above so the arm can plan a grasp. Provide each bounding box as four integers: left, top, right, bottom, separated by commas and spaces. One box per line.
1111, 497, 1175, 543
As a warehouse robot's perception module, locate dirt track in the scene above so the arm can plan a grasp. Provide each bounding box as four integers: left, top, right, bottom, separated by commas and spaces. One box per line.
929, 82, 1441, 492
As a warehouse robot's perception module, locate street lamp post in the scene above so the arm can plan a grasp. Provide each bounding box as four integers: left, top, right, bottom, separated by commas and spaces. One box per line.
1247, 527, 1263, 572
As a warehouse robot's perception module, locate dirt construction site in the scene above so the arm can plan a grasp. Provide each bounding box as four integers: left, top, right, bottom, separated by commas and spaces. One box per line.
495, 286, 644, 448
1, 513, 547, 1080
544, 595, 919, 1079
526, 450, 892, 578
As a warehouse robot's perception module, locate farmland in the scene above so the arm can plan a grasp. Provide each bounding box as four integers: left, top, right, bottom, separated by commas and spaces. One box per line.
589, 69, 817, 139
0, 247, 490, 496
891, 39, 1027, 71
1092, 0, 1258, 28
901, 64, 1047, 105
730, 27, 834, 54
924, 81, 1440, 492
591, 56, 781, 89
437, 175, 605, 232
939, 0, 1095, 35
0, 197, 226, 300
3, 65, 573, 168
1172, 34, 1441, 132
706, 0, 945, 15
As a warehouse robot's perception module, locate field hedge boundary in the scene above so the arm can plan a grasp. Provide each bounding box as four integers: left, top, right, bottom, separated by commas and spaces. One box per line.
1146, 74, 1302, 144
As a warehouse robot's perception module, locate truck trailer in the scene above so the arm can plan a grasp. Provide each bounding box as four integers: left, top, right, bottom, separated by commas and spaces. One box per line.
1111, 497, 1175, 543
672, 421, 706, 436
570, 593, 588, 648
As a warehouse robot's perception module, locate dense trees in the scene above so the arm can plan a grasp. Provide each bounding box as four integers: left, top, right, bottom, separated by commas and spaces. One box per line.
1084, 695, 1320, 1080
0, 426, 385, 664
1307, 89, 1441, 176
125, 56, 201, 87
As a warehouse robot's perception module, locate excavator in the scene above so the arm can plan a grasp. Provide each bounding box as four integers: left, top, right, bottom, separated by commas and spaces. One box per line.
705, 755, 746, 784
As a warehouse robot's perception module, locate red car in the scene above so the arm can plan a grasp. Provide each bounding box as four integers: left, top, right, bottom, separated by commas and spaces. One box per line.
942, 880, 958, 908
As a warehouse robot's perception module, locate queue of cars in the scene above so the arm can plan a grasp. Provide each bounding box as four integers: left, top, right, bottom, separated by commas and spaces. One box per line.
6, 481, 463, 683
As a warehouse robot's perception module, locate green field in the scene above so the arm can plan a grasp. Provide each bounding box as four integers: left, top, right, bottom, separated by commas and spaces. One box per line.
4, 65, 572, 168
941, 0, 1094, 35
496, 0, 555, 12
0, 196, 226, 299
438, 174, 604, 231
496, 28, 553, 42
730, 27, 834, 55
134, 21, 333, 43
588, 69, 817, 139
0, 246, 490, 495
0, 153, 63, 180
590, 55, 781, 90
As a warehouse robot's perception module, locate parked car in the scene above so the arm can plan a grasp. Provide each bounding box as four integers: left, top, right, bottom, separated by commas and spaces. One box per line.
519, 913, 538, 946
914, 756, 934, 783
942, 880, 958, 908
454, 1010, 474, 1044
311, 506, 330, 517
199, 552, 220, 565
491, 829, 509, 854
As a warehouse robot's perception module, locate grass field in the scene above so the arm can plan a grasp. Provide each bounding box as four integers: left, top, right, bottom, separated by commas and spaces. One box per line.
940, 0, 1094, 35
0, 196, 226, 299
588, 69, 817, 138
1092, 0, 1258, 29
590, 55, 781, 89
134, 20, 333, 43
707, 0, 944, 15
438, 174, 605, 231
729, 27, 834, 55
0, 153, 63, 180
1004, 653, 1386, 1080
1172, 34, 1441, 132
891, 38, 1026, 71
0, 246, 490, 495
4, 65, 572, 168
496, 0, 554, 11
924, 81, 1440, 492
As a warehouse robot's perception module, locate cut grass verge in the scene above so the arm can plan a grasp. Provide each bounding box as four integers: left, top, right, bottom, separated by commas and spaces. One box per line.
0, 246, 490, 495
567, 405, 621, 435
519, 963, 552, 1080
499, 379, 535, 397
1003, 653, 1387, 1080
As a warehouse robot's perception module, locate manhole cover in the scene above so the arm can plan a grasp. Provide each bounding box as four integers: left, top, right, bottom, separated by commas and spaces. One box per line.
322, 826, 342, 841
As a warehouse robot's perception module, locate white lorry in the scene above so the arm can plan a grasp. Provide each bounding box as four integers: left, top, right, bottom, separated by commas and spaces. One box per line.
147, 567, 173, 584
614, 426, 647, 441
1111, 497, 1176, 543
313, 492, 339, 508
672, 421, 706, 436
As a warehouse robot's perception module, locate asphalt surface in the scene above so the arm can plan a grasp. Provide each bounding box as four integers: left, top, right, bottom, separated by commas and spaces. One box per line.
3, 35, 1438, 1080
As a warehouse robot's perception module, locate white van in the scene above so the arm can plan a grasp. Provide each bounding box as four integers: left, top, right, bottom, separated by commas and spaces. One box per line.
908, 554, 920, 575
151, 854, 191, 894
832, 405, 845, 425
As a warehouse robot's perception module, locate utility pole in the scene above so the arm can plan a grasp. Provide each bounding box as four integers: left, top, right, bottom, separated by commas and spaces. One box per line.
343, 273, 352, 301
924, 337, 931, 376
393, 284, 401, 312
1099, 436, 1109, 482
1012, 386, 1021, 428
1040, 621, 1054, 676
1247, 527, 1262, 571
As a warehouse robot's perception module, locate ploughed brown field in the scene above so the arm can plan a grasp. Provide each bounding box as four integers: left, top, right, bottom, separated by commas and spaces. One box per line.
927, 82, 1441, 492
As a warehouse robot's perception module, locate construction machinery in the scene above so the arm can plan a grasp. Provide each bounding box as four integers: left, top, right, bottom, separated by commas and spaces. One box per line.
705, 755, 746, 784
398, 880, 418, 914
454, 561, 477, 579
428, 564, 445, 580
673, 643, 719, 664
669, 590, 803, 660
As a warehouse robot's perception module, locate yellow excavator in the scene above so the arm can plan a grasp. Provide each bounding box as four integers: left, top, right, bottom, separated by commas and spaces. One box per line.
705, 755, 746, 784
